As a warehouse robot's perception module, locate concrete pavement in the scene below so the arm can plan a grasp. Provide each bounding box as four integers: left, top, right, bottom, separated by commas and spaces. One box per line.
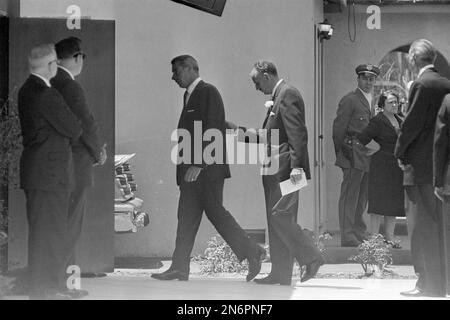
77, 275, 434, 300
74, 262, 442, 300
5, 261, 448, 300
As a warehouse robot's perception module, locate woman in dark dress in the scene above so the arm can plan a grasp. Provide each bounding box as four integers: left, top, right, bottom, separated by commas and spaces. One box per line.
356, 91, 405, 247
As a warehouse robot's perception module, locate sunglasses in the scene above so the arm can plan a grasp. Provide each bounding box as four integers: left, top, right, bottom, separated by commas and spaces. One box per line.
73, 52, 86, 60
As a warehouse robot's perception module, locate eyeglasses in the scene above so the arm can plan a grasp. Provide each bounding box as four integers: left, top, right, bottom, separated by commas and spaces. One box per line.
48, 59, 58, 66
73, 52, 86, 60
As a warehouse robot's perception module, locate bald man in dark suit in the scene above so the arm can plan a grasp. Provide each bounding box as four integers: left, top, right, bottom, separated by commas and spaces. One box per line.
19, 44, 82, 300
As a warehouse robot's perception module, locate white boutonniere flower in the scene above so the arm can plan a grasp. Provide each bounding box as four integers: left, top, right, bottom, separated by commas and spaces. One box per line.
265, 101, 274, 109
269, 111, 276, 117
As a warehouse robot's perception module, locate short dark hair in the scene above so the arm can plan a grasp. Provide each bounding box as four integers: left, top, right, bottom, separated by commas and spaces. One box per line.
253, 60, 278, 76
378, 90, 399, 109
171, 55, 199, 72
55, 37, 83, 59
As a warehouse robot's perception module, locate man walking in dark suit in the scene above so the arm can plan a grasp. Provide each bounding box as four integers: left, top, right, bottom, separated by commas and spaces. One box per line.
18, 44, 82, 300
51, 37, 107, 299
395, 39, 450, 297
151, 55, 265, 282
228, 60, 324, 285
433, 93, 450, 297
332, 64, 380, 247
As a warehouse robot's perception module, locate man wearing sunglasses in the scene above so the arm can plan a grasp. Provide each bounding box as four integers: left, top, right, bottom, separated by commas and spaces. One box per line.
51, 37, 107, 299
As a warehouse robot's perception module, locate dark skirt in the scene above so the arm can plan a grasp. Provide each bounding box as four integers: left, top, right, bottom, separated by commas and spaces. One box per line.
368, 149, 405, 217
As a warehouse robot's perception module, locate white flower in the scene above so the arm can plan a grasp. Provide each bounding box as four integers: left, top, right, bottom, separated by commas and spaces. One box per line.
269, 112, 276, 117
265, 100, 274, 109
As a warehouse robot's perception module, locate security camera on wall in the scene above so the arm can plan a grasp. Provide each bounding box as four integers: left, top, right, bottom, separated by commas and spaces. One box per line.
171, 0, 227, 17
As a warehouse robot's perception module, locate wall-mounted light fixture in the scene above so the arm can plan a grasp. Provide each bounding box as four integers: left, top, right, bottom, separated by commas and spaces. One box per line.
317, 19, 334, 42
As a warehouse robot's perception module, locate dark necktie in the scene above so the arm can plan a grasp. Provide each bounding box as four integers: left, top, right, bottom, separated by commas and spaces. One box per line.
183, 90, 189, 108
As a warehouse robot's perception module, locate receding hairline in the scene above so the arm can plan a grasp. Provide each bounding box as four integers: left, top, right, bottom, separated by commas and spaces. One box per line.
28, 43, 56, 70
252, 60, 278, 76
409, 39, 437, 63
171, 55, 199, 72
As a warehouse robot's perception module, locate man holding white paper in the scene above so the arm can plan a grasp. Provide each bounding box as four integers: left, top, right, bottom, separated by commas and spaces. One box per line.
228, 60, 324, 285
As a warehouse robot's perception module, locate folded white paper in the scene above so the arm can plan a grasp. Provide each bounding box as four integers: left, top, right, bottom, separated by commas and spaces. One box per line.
279, 171, 308, 196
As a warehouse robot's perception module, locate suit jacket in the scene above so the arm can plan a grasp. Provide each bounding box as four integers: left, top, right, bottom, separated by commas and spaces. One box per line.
333, 89, 372, 172
263, 81, 311, 182
18, 75, 82, 191
176, 80, 231, 186
51, 68, 102, 187
433, 94, 450, 187
395, 68, 450, 185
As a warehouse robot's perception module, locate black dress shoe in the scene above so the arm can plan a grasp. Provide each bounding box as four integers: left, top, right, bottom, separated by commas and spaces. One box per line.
151, 269, 188, 281
400, 287, 423, 297
254, 275, 291, 286
246, 247, 266, 282
300, 258, 324, 283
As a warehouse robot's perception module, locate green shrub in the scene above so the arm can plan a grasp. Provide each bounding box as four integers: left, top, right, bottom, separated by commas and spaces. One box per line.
349, 234, 393, 277
0, 93, 23, 188
194, 231, 331, 276
192, 236, 251, 275
0, 93, 23, 273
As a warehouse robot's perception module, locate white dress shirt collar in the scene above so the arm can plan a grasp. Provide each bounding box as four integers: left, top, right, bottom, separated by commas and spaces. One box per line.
358, 88, 373, 107
58, 65, 75, 80
272, 79, 284, 99
418, 64, 435, 77
187, 77, 202, 95
31, 73, 51, 87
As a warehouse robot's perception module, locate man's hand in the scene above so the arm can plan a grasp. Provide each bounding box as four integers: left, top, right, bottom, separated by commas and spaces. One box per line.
290, 168, 303, 184
397, 159, 413, 172
225, 121, 238, 131
397, 159, 405, 170
94, 143, 107, 166
435, 187, 447, 202
184, 166, 203, 183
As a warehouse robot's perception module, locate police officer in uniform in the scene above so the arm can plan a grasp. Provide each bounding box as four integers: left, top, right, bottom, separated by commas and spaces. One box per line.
332, 64, 380, 247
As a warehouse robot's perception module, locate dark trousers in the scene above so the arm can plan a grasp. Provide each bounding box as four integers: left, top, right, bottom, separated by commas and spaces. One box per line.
405, 185, 447, 295
338, 168, 368, 244
441, 200, 450, 295
65, 184, 88, 270
262, 175, 322, 283
25, 189, 70, 296
171, 176, 260, 274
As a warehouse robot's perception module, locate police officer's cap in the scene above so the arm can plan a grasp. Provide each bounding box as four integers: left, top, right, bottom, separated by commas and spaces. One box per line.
355, 64, 380, 77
